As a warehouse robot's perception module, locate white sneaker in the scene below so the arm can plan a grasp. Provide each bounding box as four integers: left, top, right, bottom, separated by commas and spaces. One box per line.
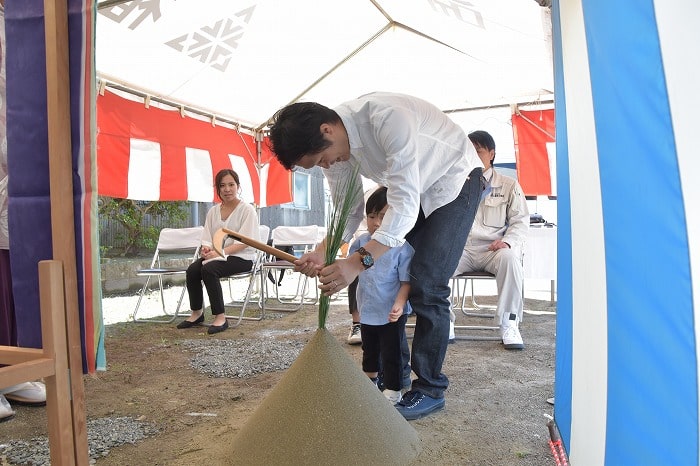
1, 381, 47, 405
384, 389, 402, 405
347, 324, 362, 345
0, 395, 15, 423
501, 321, 524, 350
448, 308, 456, 343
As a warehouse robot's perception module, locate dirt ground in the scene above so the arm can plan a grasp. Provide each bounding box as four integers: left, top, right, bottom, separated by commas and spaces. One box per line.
0, 292, 557, 465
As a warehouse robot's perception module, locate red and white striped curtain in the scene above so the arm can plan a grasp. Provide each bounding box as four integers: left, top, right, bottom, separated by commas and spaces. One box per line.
97, 89, 292, 206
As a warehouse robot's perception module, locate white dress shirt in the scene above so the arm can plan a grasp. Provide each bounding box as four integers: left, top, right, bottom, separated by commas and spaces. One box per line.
200, 201, 259, 262
324, 92, 483, 248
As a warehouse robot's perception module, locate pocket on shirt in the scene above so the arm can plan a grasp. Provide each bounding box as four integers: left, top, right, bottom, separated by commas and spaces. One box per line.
482, 196, 507, 227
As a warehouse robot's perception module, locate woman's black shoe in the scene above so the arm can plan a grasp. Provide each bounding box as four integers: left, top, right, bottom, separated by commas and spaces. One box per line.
207, 320, 229, 335
176, 314, 204, 329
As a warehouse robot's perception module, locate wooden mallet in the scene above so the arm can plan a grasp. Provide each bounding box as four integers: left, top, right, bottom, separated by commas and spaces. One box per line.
212, 228, 297, 262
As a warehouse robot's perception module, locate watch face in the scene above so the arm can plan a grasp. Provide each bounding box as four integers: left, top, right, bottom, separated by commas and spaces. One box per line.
361, 254, 374, 267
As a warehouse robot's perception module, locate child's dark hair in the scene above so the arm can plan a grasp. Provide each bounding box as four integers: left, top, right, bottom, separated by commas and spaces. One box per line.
366, 186, 388, 216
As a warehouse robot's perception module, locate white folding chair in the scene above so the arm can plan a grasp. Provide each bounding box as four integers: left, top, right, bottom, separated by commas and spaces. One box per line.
406, 272, 501, 341
451, 271, 498, 318
261, 225, 320, 312
446, 249, 526, 341
132, 226, 204, 323
448, 271, 501, 341
223, 225, 269, 325
258, 224, 271, 244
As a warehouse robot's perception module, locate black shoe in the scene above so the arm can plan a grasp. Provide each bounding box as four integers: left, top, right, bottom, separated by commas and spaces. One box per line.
176, 314, 204, 329
207, 320, 229, 335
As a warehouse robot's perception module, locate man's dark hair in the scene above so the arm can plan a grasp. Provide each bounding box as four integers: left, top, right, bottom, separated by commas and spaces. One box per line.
468, 130, 496, 165
267, 102, 341, 170
365, 186, 388, 216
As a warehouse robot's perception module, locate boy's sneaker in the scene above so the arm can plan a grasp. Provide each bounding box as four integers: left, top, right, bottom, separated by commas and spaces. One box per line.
347, 324, 362, 345
369, 374, 385, 391
395, 390, 445, 420
501, 314, 524, 350
384, 389, 402, 405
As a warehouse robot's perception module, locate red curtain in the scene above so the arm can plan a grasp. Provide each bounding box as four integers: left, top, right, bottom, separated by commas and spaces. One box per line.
512, 109, 555, 196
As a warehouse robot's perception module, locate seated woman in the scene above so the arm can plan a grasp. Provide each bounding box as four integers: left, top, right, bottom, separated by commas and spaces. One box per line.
177, 168, 259, 334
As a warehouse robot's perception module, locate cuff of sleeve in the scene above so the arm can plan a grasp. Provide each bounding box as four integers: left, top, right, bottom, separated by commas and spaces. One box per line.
372, 231, 405, 248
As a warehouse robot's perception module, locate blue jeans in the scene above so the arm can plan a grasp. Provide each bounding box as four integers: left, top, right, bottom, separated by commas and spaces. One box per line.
405, 168, 483, 398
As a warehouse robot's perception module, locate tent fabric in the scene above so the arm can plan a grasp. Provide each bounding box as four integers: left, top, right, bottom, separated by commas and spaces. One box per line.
553, 0, 700, 464
512, 109, 556, 196
5, 0, 103, 372
95, 0, 553, 209
97, 89, 292, 206
95, 0, 553, 130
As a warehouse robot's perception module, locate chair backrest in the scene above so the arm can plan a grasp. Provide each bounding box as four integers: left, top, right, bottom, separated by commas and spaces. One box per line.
270, 225, 320, 248
316, 226, 327, 244
143, 226, 204, 269
157, 226, 204, 251
259, 225, 271, 243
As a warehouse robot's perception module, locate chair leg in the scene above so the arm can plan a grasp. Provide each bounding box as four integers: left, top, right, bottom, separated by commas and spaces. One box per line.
224, 274, 265, 325
133, 275, 184, 324
462, 279, 497, 317
132, 275, 153, 322
419, 276, 499, 341
260, 267, 313, 313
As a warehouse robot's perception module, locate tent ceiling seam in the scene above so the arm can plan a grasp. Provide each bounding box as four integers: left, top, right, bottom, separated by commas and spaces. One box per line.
254, 22, 393, 132
369, 0, 393, 23
96, 0, 130, 10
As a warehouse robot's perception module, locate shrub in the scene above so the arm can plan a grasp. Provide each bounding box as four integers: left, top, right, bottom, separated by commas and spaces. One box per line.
99, 197, 189, 256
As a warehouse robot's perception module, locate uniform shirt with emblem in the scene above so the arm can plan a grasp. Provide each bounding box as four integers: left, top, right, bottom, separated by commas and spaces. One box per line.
465, 168, 529, 254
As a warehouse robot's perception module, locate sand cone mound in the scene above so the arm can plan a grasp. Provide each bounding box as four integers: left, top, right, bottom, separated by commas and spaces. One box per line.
222, 328, 422, 465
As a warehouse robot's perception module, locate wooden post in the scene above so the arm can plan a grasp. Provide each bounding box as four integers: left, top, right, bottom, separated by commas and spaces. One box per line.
43, 0, 89, 463
39, 260, 77, 465
0, 261, 81, 463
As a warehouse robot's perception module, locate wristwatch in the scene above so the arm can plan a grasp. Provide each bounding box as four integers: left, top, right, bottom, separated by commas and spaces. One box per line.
357, 247, 374, 269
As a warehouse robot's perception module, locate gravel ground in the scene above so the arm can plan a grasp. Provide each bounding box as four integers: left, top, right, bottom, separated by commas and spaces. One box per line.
0, 417, 158, 465
0, 331, 305, 465
181, 338, 305, 378
0, 280, 557, 465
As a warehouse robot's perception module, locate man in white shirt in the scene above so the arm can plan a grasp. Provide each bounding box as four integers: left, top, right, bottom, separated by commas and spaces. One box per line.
453, 130, 529, 349
268, 92, 484, 420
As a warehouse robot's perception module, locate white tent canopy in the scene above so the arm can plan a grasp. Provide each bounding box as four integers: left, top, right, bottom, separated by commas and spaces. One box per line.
96, 0, 553, 131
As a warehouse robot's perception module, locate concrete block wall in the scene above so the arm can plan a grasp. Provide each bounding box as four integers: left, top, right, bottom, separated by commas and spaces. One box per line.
100, 257, 192, 294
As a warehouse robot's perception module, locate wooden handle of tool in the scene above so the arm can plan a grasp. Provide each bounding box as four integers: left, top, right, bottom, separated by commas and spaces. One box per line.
212, 228, 298, 262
